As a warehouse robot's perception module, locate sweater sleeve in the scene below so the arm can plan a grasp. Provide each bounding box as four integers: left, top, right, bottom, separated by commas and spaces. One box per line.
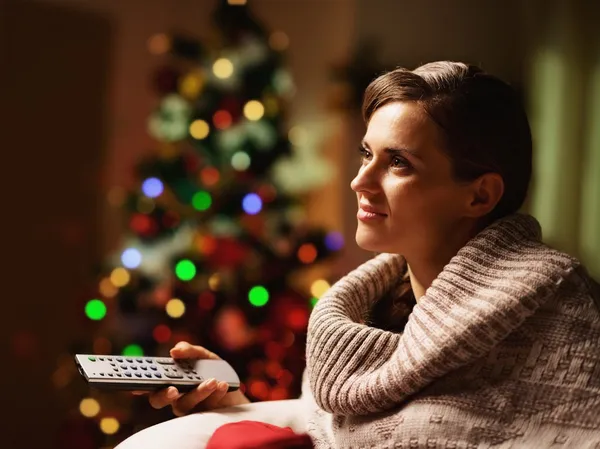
306, 223, 578, 416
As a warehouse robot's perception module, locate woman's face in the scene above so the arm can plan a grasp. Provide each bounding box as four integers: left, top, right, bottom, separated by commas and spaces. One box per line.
351, 101, 473, 258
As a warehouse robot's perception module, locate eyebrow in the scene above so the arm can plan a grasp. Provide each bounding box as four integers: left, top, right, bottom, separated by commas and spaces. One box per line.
361, 140, 422, 161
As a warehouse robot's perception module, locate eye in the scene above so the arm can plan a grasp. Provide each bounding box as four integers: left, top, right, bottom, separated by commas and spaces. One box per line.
358, 146, 372, 162
391, 156, 409, 168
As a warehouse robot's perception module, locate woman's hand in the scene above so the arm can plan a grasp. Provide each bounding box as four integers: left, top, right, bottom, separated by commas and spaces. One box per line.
133, 341, 250, 416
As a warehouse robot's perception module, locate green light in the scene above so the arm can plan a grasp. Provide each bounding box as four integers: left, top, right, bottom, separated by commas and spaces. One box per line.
85, 299, 106, 320
248, 286, 269, 307
310, 297, 319, 307
122, 344, 144, 356
192, 191, 212, 211
175, 259, 196, 281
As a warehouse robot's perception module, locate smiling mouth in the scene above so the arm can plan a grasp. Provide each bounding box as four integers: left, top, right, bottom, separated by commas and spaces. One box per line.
357, 207, 387, 221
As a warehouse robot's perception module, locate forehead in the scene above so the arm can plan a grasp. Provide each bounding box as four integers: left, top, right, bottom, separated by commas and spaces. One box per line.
364, 102, 443, 151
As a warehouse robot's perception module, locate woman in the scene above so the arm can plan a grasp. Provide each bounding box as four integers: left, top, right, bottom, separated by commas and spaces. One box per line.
118, 61, 600, 448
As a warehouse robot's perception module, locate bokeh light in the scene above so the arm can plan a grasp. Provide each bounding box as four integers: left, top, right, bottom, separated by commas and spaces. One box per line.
200, 167, 220, 186
99, 277, 118, 298
213, 58, 234, 79
100, 417, 120, 435
189, 119, 210, 139
141, 177, 164, 198
231, 151, 251, 171
269, 31, 289, 51
288, 126, 307, 146
79, 398, 100, 418
243, 100, 265, 121
192, 191, 212, 211
242, 193, 262, 215
110, 268, 130, 288
208, 273, 221, 291
122, 344, 143, 356
310, 280, 330, 298
325, 231, 344, 251
297, 244, 317, 264
180, 72, 204, 99
166, 298, 186, 318
213, 110, 232, 129
85, 299, 106, 321
153, 324, 172, 343
175, 259, 196, 281
121, 248, 142, 269
147, 33, 171, 55
248, 285, 269, 307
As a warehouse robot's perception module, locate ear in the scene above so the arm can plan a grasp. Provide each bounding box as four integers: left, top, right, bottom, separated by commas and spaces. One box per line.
464, 173, 504, 218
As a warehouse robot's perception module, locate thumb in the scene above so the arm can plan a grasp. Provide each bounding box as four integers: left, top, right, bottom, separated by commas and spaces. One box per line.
170, 342, 219, 360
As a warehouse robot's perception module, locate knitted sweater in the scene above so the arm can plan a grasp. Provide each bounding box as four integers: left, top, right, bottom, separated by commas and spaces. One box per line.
303, 214, 600, 448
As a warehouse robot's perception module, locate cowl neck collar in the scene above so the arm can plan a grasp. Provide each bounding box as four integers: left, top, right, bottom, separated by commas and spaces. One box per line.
306, 213, 578, 416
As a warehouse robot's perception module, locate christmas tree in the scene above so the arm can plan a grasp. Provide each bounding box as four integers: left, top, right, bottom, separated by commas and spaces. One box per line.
54, 1, 342, 447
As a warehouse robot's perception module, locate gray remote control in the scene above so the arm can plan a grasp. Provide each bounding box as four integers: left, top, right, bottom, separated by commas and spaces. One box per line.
75, 354, 241, 393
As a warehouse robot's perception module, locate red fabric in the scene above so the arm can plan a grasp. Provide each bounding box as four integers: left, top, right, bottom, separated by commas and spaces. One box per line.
205, 420, 314, 449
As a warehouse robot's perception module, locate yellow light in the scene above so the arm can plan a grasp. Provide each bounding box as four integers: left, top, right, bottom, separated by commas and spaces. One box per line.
166, 298, 186, 318
99, 277, 118, 298
244, 100, 265, 121
288, 126, 307, 146
79, 398, 100, 418
179, 72, 204, 99
137, 196, 155, 214
100, 417, 120, 435
208, 273, 221, 291
310, 279, 330, 298
213, 58, 234, 79
189, 120, 210, 140
147, 33, 171, 55
269, 31, 289, 51
110, 268, 130, 288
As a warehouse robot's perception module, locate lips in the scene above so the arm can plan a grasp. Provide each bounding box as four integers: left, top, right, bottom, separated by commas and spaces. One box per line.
359, 203, 387, 216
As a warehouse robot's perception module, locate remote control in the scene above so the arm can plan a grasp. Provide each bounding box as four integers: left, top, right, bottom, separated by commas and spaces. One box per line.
75, 354, 241, 393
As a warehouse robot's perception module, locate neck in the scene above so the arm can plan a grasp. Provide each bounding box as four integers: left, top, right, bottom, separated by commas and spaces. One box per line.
406, 221, 480, 301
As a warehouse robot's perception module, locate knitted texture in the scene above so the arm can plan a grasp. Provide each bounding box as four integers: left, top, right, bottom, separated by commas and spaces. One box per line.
304, 214, 600, 448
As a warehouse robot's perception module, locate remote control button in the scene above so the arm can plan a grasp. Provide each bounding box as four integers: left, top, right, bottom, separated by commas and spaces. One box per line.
107, 373, 114, 377
144, 373, 152, 378
88, 356, 96, 362
136, 358, 144, 363
135, 372, 142, 378
140, 365, 147, 370
126, 358, 133, 363
116, 373, 122, 377
153, 372, 162, 378
145, 358, 153, 364
113, 367, 119, 372
107, 357, 113, 361
130, 365, 138, 370
195, 376, 203, 380
124, 372, 132, 377
116, 357, 123, 362
164, 372, 184, 379
110, 362, 116, 366
99, 373, 104, 376
99, 357, 105, 361
120, 364, 128, 370
150, 365, 157, 371
156, 358, 174, 365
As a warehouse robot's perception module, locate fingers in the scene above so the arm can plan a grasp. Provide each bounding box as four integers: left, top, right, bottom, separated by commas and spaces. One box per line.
170, 341, 220, 360
203, 381, 230, 409
148, 386, 181, 410
171, 378, 219, 417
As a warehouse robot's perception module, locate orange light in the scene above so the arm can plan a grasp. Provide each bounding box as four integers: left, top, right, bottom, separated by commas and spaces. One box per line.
195, 235, 217, 255
200, 167, 220, 186
297, 244, 317, 264
153, 324, 171, 343
213, 110, 232, 129
248, 379, 269, 400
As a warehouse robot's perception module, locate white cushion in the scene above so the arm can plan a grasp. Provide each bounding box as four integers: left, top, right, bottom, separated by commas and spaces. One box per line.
115, 399, 307, 449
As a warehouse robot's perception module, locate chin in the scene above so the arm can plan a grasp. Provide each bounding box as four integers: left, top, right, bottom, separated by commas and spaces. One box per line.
355, 229, 392, 253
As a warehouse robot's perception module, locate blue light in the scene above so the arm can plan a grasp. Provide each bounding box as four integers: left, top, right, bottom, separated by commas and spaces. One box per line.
121, 248, 142, 269
142, 177, 164, 198
324, 231, 344, 251
242, 193, 262, 215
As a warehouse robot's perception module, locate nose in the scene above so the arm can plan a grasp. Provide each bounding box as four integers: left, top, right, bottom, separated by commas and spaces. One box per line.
350, 162, 380, 194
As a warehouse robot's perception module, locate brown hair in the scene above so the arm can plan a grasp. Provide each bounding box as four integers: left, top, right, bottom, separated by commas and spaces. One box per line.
362, 61, 532, 223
